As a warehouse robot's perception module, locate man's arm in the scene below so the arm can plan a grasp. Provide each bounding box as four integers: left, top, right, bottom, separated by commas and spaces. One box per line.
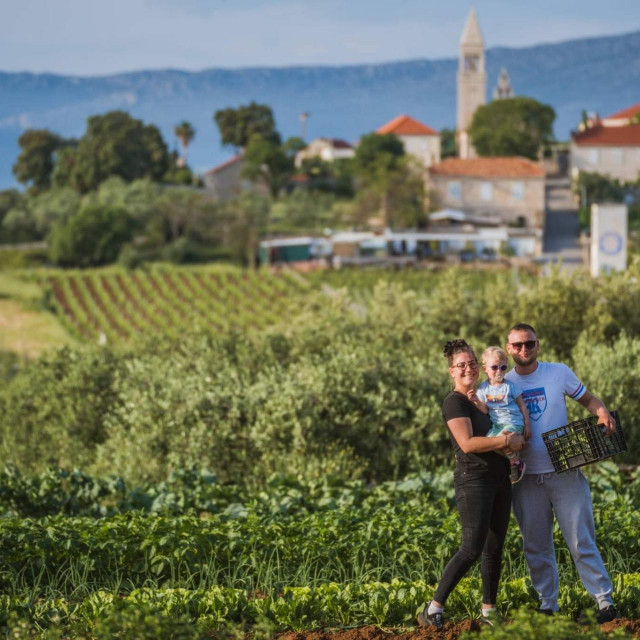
576, 391, 616, 435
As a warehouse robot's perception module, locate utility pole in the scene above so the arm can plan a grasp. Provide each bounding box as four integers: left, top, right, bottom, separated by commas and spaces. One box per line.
299, 112, 310, 141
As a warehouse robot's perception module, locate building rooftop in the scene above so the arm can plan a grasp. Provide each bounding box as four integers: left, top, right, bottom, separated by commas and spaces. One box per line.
317, 138, 353, 149
605, 103, 640, 121
205, 154, 242, 175
572, 124, 640, 146
430, 156, 545, 178
377, 114, 438, 136
260, 237, 315, 248
429, 209, 502, 226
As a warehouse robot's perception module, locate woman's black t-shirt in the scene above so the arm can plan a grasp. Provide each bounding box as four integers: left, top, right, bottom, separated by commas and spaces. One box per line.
441, 391, 509, 476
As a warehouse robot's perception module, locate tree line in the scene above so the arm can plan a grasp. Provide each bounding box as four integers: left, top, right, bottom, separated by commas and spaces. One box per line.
1, 103, 428, 266
1, 96, 560, 268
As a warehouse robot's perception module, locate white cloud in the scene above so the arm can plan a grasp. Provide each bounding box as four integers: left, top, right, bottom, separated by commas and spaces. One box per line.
0, 114, 32, 130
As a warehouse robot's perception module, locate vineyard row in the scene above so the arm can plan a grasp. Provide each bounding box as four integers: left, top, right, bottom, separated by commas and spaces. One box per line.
43, 267, 309, 342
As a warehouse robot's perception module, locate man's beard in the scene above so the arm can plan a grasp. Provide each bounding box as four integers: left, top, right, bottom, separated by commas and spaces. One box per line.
513, 353, 536, 367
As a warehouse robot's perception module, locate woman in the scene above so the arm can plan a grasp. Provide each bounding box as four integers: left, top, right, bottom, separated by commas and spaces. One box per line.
417, 339, 525, 630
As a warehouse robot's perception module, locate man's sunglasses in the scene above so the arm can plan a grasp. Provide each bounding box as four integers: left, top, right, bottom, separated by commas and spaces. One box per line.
509, 340, 537, 351
489, 364, 508, 371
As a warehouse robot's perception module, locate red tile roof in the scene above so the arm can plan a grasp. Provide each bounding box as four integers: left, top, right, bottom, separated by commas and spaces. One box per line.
605, 103, 640, 120
377, 114, 438, 136
206, 154, 242, 175
572, 124, 640, 146
430, 157, 545, 178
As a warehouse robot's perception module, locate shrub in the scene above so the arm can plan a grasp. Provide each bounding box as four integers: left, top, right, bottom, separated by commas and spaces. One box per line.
570, 332, 640, 461
48, 203, 136, 267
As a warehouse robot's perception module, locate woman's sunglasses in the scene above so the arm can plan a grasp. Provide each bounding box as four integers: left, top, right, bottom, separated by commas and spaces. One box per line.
489, 364, 508, 371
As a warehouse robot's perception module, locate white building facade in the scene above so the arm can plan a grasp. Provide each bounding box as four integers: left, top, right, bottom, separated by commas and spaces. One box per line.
376, 114, 441, 168
571, 103, 640, 182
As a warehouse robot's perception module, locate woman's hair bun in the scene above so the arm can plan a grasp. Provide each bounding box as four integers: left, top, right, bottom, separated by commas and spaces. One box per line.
443, 338, 468, 358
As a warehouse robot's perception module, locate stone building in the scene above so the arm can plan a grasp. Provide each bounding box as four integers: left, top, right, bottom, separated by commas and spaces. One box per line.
203, 154, 269, 201
429, 157, 546, 228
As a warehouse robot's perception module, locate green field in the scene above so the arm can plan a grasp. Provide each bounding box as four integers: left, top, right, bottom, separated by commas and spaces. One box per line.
1, 464, 639, 638
2, 262, 640, 638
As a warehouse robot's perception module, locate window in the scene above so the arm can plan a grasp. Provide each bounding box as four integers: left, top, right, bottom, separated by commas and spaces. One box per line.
589, 149, 600, 165
448, 181, 461, 201
612, 148, 624, 164
512, 181, 524, 200
481, 182, 493, 201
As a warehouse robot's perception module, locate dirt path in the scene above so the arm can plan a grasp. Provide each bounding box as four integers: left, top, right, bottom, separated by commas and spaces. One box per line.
277, 621, 481, 640
277, 619, 640, 640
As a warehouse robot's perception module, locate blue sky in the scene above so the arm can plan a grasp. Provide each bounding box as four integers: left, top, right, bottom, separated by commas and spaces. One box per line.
1, 0, 639, 75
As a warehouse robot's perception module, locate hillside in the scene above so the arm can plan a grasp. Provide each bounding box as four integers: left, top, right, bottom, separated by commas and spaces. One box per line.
1, 30, 639, 189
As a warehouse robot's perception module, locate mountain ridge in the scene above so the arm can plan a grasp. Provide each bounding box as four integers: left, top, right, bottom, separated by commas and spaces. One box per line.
1, 29, 639, 189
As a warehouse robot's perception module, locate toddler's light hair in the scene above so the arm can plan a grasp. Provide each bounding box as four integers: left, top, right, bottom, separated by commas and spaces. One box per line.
482, 346, 508, 364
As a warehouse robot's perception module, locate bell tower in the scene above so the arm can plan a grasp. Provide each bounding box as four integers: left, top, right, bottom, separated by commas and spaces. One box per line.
457, 8, 486, 158
493, 67, 514, 99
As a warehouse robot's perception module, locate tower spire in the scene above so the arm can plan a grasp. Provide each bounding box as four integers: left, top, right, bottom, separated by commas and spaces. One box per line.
460, 7, 484, 47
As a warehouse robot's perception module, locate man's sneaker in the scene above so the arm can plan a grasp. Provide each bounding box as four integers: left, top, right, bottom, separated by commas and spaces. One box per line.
578, 605, 619, 625
596, 605, 619, 624
510, 459, 526, 484
479, 609, 505, 627
417, 607, 444, 631
536, 607, 554, 616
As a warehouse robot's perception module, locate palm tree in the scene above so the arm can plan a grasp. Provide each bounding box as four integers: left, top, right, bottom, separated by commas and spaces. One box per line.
174, 121, 195, 167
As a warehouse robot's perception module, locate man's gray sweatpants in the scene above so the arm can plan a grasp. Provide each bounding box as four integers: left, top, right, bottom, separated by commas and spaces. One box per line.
511, 469, 614, 611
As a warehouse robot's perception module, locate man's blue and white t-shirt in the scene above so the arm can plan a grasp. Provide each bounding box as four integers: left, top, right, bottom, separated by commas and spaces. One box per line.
506, 361, 586, 474
476, 379, 524, 432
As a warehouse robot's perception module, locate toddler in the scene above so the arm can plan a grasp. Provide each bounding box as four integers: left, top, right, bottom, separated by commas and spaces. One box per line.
468, 346, 531, 483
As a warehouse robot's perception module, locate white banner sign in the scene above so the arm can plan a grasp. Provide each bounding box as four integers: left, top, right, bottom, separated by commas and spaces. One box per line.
590, 204, 627, 277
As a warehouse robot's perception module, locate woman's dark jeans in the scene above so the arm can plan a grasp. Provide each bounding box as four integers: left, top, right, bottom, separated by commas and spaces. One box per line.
433, 464, 512, 605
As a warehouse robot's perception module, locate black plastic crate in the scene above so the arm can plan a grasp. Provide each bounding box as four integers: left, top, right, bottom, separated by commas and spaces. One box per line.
542, 410, 626, 473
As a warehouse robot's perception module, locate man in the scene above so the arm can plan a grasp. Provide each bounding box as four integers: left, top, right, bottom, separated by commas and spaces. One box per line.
504, 322, 618, 623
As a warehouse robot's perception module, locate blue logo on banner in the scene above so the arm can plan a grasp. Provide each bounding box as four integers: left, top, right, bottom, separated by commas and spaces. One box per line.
600, 231, 623, 256
522, 387, 547, 421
